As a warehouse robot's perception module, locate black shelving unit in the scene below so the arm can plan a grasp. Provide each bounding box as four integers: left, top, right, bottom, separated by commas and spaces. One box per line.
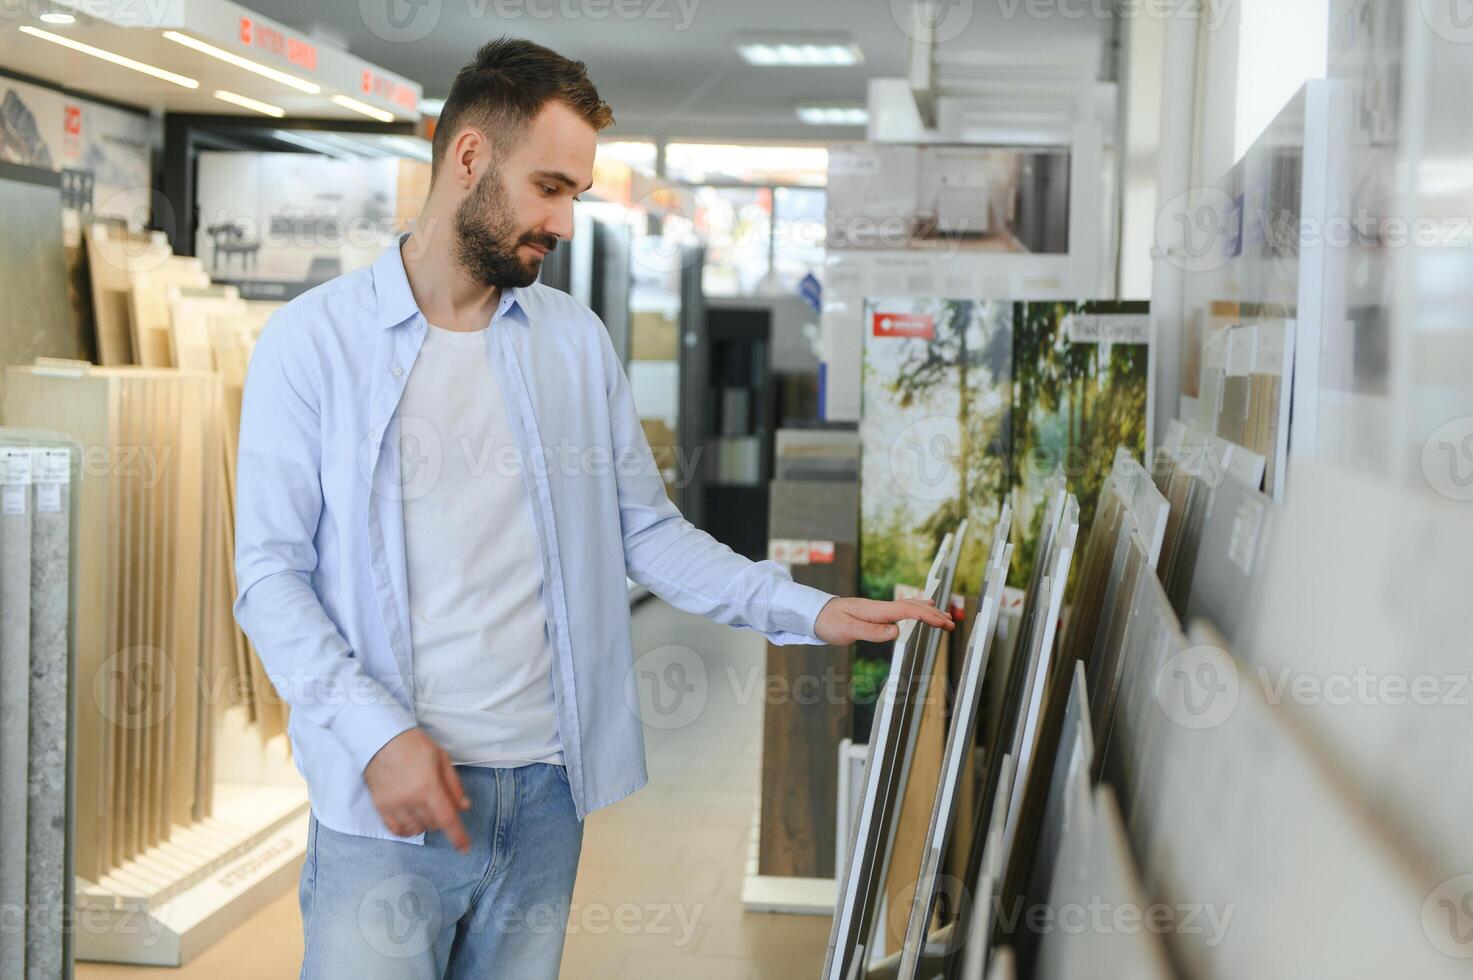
692, 303, 773, 561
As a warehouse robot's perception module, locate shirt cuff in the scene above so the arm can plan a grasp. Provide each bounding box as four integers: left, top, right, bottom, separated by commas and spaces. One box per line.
328, 690, 420, 776
770, 577, 837, 642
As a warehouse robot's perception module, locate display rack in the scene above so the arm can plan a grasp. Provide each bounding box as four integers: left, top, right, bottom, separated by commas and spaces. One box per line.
75, 780, 307, 966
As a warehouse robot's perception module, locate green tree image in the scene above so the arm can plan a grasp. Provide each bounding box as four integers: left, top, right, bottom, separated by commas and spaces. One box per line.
854, 298, 1148, 738
860, 299, 1012, 604
1008, 301, 1150, 591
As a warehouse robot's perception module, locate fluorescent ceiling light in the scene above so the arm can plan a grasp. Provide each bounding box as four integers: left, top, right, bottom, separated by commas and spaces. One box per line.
270, 129, 349, 159
664, 141, 829, 186
315, 132, 391, 158
38, 12, 75, 24
19, 25, 199, 88
162, 30, 321, 94
796, 106, 869, 126
214, 89, 285, 118
330, 94, 395, 123
380, 135, 432, 161
736, 35, 862, 67
418, 97, 445, 116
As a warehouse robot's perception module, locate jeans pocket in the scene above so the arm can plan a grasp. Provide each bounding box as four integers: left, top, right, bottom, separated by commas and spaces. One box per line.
553, 764, 570, 787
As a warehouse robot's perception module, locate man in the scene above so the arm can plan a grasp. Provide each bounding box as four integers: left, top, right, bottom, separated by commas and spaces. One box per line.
234, 37, 953, 979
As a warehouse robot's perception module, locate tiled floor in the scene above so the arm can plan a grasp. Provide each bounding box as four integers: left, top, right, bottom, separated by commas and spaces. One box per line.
77, 598, 832, 979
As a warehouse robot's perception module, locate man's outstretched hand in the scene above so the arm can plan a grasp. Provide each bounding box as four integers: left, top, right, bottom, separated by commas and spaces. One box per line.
814, 596, 956, 647
363, 727, 473, 853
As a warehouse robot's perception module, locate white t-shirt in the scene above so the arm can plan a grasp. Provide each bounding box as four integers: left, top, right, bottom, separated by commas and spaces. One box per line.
397, 319, 564, 767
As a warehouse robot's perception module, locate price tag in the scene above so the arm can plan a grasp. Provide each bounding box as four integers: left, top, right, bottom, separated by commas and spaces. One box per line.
1227, 497, 1265, 576
33, 448, 69, 514
0, 448, 33, 515
33, 448, 70, 484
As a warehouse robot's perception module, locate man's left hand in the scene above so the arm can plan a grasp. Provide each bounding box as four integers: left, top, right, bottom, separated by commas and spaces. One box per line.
814, 596, 956, 647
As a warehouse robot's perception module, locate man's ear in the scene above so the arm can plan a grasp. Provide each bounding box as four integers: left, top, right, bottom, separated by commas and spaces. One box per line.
450, 127, 487, 191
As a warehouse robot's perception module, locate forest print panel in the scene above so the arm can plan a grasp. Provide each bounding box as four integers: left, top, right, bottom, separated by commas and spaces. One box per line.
859, 298, 1013, 605
1008, 301, 1151, 590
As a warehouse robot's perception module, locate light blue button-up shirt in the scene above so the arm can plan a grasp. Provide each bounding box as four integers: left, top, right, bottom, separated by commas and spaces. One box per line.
233, 234, 834, 842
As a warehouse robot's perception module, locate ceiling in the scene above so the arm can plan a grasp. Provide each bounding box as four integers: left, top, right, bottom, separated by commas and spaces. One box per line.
236, 0, 1115, 142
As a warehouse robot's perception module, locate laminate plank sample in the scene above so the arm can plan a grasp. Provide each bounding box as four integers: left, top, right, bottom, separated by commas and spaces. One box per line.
168, 286, 245, 372
84, 225, 171, 367
882, 629, 950, 951
117, 374, 141, 863
3, 367, 230, 880
1034, 785, 1171, 980
758, 478, 858, 878
127, 258, 210, 368
5, 373, 114, 882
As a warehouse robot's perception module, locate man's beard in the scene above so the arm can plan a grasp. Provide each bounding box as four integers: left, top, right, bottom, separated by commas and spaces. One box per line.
451, 166, 558, 289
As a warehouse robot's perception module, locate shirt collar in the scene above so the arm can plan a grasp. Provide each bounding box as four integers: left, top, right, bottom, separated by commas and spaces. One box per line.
373, 232, 528, 330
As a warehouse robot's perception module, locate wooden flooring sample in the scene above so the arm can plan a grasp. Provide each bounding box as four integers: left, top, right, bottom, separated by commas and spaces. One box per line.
3, 366, 235, 879
127, 257, 209, 368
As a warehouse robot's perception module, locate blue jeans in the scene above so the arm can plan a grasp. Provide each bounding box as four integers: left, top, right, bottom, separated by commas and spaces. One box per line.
300, 763, 584, 979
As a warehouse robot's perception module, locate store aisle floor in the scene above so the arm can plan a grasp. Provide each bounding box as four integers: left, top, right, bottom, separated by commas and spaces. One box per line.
77, 598, 831, 979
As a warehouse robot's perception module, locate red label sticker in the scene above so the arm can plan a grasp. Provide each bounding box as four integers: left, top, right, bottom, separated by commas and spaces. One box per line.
872, 311, 934, 339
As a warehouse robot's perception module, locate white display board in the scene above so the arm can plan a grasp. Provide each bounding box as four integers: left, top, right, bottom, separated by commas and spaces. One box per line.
194, 152, 401, 300
820, 123, 1110, 422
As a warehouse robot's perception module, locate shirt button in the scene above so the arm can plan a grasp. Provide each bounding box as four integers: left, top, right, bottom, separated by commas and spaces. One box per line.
392, 365, 403, 377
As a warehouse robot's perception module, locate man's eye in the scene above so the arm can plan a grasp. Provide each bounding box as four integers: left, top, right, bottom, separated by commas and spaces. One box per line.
540, 185, 556, 196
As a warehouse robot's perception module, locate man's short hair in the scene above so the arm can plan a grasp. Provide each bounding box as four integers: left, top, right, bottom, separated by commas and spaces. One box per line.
430, 36, 613, 178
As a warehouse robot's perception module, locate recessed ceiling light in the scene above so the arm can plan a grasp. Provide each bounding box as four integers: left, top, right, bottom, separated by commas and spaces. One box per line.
162, 31, 321, 94
38, 12, 75, 24
214, 89, 285, 118
735, 35, 862, 67
330, 94, 395, 123
796, 106, 869, 126
19, 25, 199, 89
418, 98, 445, 117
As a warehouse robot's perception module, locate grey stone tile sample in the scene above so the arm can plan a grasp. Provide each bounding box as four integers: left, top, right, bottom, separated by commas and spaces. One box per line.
0, 180, 83, 411
0, 447, 33, 980
27, 444, 71, 980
